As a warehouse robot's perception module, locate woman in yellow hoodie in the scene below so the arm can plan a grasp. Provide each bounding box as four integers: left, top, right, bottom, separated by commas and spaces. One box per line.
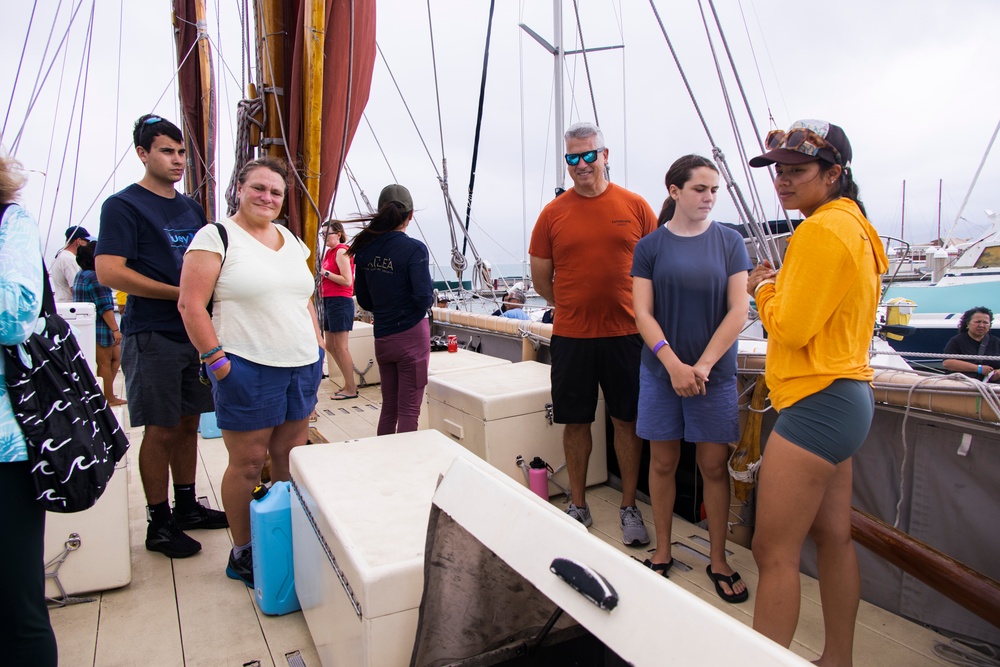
746, 120, 888, 666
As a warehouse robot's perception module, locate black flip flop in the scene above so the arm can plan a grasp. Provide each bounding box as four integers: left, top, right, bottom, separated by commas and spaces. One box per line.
706, 564, 749, 603
638, 557, 673, 578
331, 392, 358, 401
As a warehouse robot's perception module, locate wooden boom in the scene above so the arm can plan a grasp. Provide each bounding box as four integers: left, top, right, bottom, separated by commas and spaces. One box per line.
851, 508, 1000, 629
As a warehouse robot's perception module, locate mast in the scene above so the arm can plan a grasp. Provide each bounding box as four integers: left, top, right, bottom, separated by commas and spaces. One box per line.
194, 0, 215, 220
256, 2, 286, 164
301, 0, 325, 267
552, 0, 565, 194
172, 0, 217, 220
900, 179, 906, 241
937, 178, 942, 242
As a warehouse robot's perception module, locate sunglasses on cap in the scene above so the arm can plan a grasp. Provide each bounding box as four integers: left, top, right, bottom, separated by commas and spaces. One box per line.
764, 128, 842, 165
564, 148, 604, 166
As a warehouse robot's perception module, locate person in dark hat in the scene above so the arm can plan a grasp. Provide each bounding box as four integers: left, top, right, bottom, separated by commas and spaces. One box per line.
51, 224, 93, 302
347, 184, 433, 435
745, 120, 889, 662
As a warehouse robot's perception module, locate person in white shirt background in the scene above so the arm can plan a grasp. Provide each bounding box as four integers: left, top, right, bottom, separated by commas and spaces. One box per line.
51, 225, 94, 302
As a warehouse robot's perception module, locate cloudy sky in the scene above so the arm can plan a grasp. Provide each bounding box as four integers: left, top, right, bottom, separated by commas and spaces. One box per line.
4, 1, 999, 280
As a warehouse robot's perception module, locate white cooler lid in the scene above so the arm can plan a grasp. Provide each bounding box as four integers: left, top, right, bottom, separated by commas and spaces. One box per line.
426, 360, 553, 421
349, 320, 374, 338
417, 457, 810, 666
289, 431, 479, 618
428, 349, 512, 376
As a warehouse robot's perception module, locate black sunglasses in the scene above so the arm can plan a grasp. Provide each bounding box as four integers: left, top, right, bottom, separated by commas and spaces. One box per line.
564, 148, 604, 166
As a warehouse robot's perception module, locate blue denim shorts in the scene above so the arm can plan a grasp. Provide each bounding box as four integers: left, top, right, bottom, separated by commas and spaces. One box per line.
773, 379, 874, 464
636, 363, 739, 443
209, 350, 324, 431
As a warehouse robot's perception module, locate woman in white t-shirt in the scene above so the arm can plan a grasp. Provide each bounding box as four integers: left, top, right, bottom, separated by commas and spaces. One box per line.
178, 156, 324, 588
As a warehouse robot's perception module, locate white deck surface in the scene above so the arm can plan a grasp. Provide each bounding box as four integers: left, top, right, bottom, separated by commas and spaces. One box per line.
49, 375, 953, 666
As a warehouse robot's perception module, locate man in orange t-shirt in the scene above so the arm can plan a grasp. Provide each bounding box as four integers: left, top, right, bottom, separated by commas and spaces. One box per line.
529, 122, 657, 546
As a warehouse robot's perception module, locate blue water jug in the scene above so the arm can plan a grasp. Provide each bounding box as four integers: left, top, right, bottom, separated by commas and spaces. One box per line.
199, 411, 222, 439
250, 481, 301, 615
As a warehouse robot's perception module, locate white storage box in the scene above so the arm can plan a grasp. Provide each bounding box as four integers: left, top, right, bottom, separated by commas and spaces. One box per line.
44, 407, 130, 598
328, 321, 379, 387
416, 349, 513, 430
57, 302, 97, 375
289, 430, 481, 667
426, 360, 607, 496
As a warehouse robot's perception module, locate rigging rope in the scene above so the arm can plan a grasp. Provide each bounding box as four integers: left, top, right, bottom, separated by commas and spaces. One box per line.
461, 0, 496, 259
65, 1, 97, 233
224, 97, 263, 216
648, 0, 780, 267
894, 372, 1000, 529
2, 0, 40, 139
10, 0, 86, 155
708, 0, 792, 244
693, 0, 775, 265
570, 0, 600, 128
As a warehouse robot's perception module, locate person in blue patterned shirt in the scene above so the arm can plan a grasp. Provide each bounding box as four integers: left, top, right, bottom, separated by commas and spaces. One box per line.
0, 152, 57, 666
73, 243, 125, 405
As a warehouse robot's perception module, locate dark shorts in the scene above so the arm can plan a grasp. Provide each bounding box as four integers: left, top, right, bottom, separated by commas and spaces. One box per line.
636, 364, 739, 443
121, 331, 214, 427
550, 334, 641, 424
323, 296, 355, 333
209, 350, 324, 431
773, 379, 874, 465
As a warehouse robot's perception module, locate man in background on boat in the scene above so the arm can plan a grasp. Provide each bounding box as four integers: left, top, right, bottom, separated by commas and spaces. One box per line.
96, 114, 227, 560
51, 225, 93, 302
942, 306, 1000, 382
492, 288, 530, 320
529, 121, 657, 546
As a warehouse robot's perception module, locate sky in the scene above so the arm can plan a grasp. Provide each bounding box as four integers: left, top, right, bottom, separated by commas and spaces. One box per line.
4, 0, 1000, 280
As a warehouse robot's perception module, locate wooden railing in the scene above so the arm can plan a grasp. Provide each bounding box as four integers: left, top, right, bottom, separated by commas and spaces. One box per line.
851, 508, 1000, 629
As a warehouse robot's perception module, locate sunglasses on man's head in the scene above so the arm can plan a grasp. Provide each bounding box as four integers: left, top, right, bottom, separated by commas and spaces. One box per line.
564, 148, 604, 166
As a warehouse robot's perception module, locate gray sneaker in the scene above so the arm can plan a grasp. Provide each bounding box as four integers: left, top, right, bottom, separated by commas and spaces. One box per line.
566, 503, 593, 528
620, 506, 650, 546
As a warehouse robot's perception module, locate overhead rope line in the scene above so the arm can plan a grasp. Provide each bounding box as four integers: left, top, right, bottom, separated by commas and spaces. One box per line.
10, 0, 86, 154
695, 0, 780, 265
65, 1, 97, 237
647, 0, 776, 266
2, 0, 40, 140
570, 0, 600, 128
460, 0, 495, 261
60, 35, 201, 233
42, 1, 94, 254
707, 0, 793, 243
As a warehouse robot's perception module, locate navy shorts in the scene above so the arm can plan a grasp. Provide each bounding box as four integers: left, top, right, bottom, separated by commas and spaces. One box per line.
550, 334, 641, 423
636, 364, 739, 443
209, 350, 324, 431
121, 331, 214, 427
323, 296, 355, 333
773, 379, 874, 465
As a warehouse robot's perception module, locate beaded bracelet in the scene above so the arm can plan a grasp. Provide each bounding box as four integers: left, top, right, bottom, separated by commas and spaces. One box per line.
652, 339, 669, 355
199, 345, 223, 361
208, 356, 229, 372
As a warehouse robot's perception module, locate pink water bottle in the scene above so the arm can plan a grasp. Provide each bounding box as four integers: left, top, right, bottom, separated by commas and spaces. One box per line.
528, 456, 549, 499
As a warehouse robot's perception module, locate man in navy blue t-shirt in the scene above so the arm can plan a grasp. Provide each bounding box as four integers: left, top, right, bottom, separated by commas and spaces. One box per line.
96, 115, 227, 559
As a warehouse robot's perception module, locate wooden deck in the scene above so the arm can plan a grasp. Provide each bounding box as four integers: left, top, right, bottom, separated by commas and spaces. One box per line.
49, 376, 953, 666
